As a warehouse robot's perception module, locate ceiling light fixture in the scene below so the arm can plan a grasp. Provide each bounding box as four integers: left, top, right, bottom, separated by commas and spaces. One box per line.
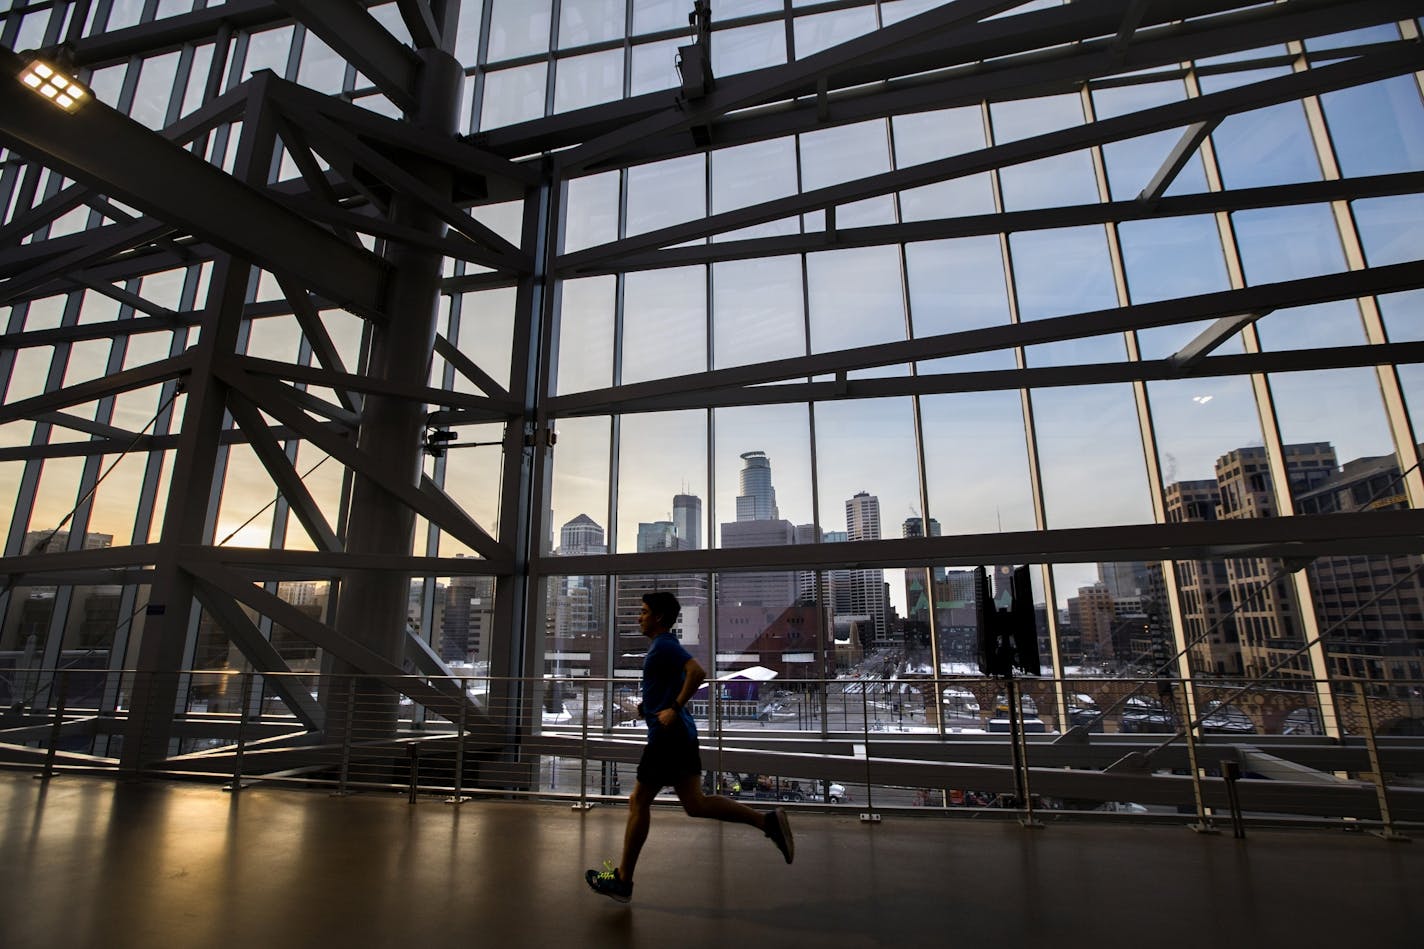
18, 57, 89, 112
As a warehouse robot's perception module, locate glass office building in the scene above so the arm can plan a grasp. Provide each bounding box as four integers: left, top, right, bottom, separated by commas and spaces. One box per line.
2, 1, 1422, 819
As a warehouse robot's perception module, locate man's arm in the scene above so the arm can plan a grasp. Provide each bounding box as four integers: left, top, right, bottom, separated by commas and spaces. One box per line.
656, 658, 706, 726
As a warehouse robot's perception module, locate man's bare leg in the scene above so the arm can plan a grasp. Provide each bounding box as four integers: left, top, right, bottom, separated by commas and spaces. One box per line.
672, 774, 767, 829
619, 781, 656, 882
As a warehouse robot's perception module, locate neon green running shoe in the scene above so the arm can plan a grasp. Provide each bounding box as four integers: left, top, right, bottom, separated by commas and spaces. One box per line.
585, 859, 633, 902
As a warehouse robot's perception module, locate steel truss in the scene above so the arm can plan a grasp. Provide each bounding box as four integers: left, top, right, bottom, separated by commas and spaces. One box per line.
0, 0, 1421, 791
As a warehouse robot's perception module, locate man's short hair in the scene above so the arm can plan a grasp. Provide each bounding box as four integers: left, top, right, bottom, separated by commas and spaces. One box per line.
642, 590, 681, 628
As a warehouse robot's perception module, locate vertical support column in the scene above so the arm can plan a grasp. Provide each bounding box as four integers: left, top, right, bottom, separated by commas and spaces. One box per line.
327, 47, 463, 741
120, 81, 280, 771
486, 157, 556, 789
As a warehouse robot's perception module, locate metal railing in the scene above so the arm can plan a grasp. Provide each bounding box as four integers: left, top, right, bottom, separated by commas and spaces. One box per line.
2, 668, 1421, 835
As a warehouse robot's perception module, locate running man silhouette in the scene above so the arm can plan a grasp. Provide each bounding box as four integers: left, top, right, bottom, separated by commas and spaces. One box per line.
586, 590, 793, 902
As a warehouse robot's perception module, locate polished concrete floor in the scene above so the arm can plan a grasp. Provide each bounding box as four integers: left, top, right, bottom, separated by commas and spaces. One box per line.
1, 770, 1420, 949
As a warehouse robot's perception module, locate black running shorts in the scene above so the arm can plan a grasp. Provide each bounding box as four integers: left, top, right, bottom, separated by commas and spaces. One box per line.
636, 722, 702, 789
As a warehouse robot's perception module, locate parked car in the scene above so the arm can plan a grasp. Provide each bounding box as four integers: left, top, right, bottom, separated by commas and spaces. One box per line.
1282, 707, 1324, 736
987, 717, 1050, 734
1120, 696, 1174, 732
1068, 693, 1103, 728
941, 687, 981, 717
1201, 700, 1255, 734
992, 693, 1038, 716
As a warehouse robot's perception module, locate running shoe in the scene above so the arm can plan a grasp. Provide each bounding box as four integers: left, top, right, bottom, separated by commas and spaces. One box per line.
585, 859, 633, 902
765, 807, 795, 864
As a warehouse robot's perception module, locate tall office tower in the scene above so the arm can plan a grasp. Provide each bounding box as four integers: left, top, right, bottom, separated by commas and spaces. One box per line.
1165, 480, 1241, 675
552, 515, 608, 668
673, 493, 702, 549
795, 523, 820, 603
1291, 452, 1424, 689
442, 574, 496, 664
1217, 443, 1337, 680
902, 515, 945, 603
559, 514, 606, 555
845, 492, 888, 644
637, 520, 678, 552
735, 451, 778, 520
901, 516, 940, 539
719, 518, 797, 607
1067, 582, 1118, 660
1099, 561, 1149, 598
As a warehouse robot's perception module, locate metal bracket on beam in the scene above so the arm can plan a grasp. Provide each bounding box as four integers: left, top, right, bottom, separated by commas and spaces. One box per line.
1167, 310, 1271, 371
1138, 119, 1220, 209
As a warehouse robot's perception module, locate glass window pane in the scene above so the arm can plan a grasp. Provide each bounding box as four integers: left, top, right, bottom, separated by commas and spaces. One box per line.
559, 0, 624, 48
922, 391, 1036, 534
1093, 78, 1208, 201
1379, 289, 1423, 343
1011, 226, 1125, 366
1033, 385, 1154, 529
800, 120, 895, 227
1321, 75, 1424, 178
296, 30, 346, 94
1209, 100, 1322, 189
1150, 375, 1265, 496
1353, 193, 1424, 267
554, 47, 624, 113
713, 403, 814, 548
622, 266, 707, 385
1232, 204, 1345, 285
1255, 301, 1366, 352
489, 0, 552, 61
712, 256, 806, 370
794, 7, 878, 58
1269, 368, 1400, 508
892, 107, 996, 220
434, 422, 504, 557
615, 410, 707, 554
242, 26, 293, 82
1119, 215, 1229, 305
630, 37, 683, 96
633, 0, 686, 36
563, 171, 620, 253
806, 246, 905, 354
455, 286, 517, 393
130, 51, 181, 130
713, 21, 787, 78
626, 154, 707, 237
905, 236, 1014, 371
480, 62, 548, 129
556, 276, 616, 393
712, 137, 799, 240
550, 416, 611, 556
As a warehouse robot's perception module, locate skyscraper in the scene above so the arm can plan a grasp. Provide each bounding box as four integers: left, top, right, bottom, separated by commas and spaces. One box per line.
673, 493, 702, 549
721, 451, 796, 607
735, 451, 778, 521
846, 492, 888, 644
637, 520, 678, 552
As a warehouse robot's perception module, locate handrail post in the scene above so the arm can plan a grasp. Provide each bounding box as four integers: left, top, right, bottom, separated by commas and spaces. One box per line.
1009, 676, 1042, 830
573, 679, 592, 810
1357, 679, 1410, 841
228, 671, 251, 793
333, 676, 354, 797
859, 683, 879, 822
447, 677, 470, 804
41, 671, 69, 781
1177, 678, 1217, 834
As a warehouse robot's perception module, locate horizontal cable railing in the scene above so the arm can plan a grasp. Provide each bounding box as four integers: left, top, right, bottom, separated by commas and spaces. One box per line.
1, 669, 1420, 834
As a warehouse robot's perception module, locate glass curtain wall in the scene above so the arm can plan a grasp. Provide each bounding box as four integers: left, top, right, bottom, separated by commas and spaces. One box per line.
2, 1, 1423, 766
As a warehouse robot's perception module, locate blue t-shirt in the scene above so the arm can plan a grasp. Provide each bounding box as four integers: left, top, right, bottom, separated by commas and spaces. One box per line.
642, 631, 697, 739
